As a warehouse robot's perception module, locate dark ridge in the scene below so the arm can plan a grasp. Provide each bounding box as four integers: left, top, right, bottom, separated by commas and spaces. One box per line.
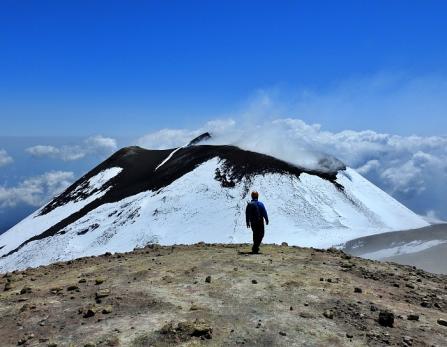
3, 145, 346, 258
187, 132, 211, 146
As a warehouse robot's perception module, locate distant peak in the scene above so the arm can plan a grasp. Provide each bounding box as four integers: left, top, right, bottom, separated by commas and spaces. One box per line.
187, 132, 212, 146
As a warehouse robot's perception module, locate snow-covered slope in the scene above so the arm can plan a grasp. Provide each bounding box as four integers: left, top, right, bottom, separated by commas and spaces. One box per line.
342, 224, 447, 274
0, 140, 428, 271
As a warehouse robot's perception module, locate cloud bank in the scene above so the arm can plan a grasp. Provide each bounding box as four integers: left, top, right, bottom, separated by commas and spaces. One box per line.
136, 118, 447, 220
26, 135, 117, 161
0, 149, 13, 167
0, 171, 75, 208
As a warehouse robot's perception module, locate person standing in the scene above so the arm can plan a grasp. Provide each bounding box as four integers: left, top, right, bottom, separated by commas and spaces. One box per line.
245, 191, 269, 254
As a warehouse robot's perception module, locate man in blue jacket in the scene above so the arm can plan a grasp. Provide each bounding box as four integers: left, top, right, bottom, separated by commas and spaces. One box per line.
245, 191, 269, 254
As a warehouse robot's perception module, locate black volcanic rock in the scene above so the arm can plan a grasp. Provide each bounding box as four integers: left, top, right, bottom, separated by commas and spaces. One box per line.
187, 132, 212, 146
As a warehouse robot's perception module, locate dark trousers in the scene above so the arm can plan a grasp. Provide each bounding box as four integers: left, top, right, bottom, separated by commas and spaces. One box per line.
251, 220, 265, 253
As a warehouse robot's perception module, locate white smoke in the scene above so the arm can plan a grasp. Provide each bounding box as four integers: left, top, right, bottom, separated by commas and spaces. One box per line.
137, 118, 345, 173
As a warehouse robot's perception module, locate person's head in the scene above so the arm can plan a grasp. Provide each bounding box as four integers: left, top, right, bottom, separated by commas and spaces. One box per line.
251, 191, 259, 200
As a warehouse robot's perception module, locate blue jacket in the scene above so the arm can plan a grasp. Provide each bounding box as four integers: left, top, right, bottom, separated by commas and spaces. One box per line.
245, 199, 269, 226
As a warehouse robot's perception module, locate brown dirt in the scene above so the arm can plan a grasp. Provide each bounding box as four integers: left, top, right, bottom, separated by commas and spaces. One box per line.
0, 244, 446, 346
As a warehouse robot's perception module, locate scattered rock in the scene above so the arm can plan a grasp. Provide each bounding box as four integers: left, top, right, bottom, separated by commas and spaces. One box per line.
78, 278, 87, 283
50, 287, 63, 294
346, 333, 353, 338
437, 318, 447, 327
67, 285, 79, 291
407, 314, 419, 321
102, 305, 113, 314
279, 331, 287, 336
4, 282, 12, 291
20, 287, 32, 295
421, 301, 432, 308
190, 304, 201, 311
95, 277, 105, 285
205, 276, 211, 283
160, 320, 213, 340
403, 336, 413, 345
323, 310, 334, 319
378, 310, 394, 327
95, 289, 110, 299
251, 279, 258, 284
83, 307, 97, 318
354, 287, 363, 293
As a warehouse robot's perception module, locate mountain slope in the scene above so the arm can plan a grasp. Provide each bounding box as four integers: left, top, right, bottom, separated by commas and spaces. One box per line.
0, 141, 428, 271
342, 224, 447, 274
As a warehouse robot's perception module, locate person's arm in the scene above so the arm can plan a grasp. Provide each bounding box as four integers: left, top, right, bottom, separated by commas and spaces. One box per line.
245, 203, 250, 227
259, 202, 269, 225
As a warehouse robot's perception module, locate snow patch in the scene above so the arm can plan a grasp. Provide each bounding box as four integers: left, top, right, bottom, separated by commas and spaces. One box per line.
361, 239, 447, 260
0, 167, 122, 258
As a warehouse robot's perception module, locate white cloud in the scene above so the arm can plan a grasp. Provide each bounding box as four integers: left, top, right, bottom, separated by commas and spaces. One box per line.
136, 115, 447, 219
0, 171, 75, 208
26, 135, 117, 161
0, 149, 13, 167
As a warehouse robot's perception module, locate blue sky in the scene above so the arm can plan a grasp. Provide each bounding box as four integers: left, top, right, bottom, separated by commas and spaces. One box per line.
1, 1, 447, 231
1, 0, 447, 135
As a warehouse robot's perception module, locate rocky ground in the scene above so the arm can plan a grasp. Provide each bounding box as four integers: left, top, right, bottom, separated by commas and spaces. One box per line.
0, 244, 446, 346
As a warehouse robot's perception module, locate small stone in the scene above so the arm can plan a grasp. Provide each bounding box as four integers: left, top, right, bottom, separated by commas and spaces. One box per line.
47, 343, 58, 347
406, 283, 415, 289
354, 287, 362, 293
421, 301, 432, 308
289, 306, 293, 311
251, 279, 258, 284
67, 285, 79, 291
323, 310, 334, 319
4, 282, 12, 291
346, 333, 353, 338
95, 289, 110, 298
326, 278, 332, 283
378, 310, 394, 327
370, 305, 378, 312
190, 304, 200, 311
95, 277, 105, 285
83, 308, 96, 318
205, 276, 211, 283
78, 278, 87, 283
319, 278, 324, 281
279, 331, 287, 336
403, 336, 413, 345
20, 287, 32, 295
84, 343, 96, 347
437, 318, 447, 326
102, 305, 113, 314
407, 314, 419, 321
393, 283, 400, 288
50, 287, 63, 294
